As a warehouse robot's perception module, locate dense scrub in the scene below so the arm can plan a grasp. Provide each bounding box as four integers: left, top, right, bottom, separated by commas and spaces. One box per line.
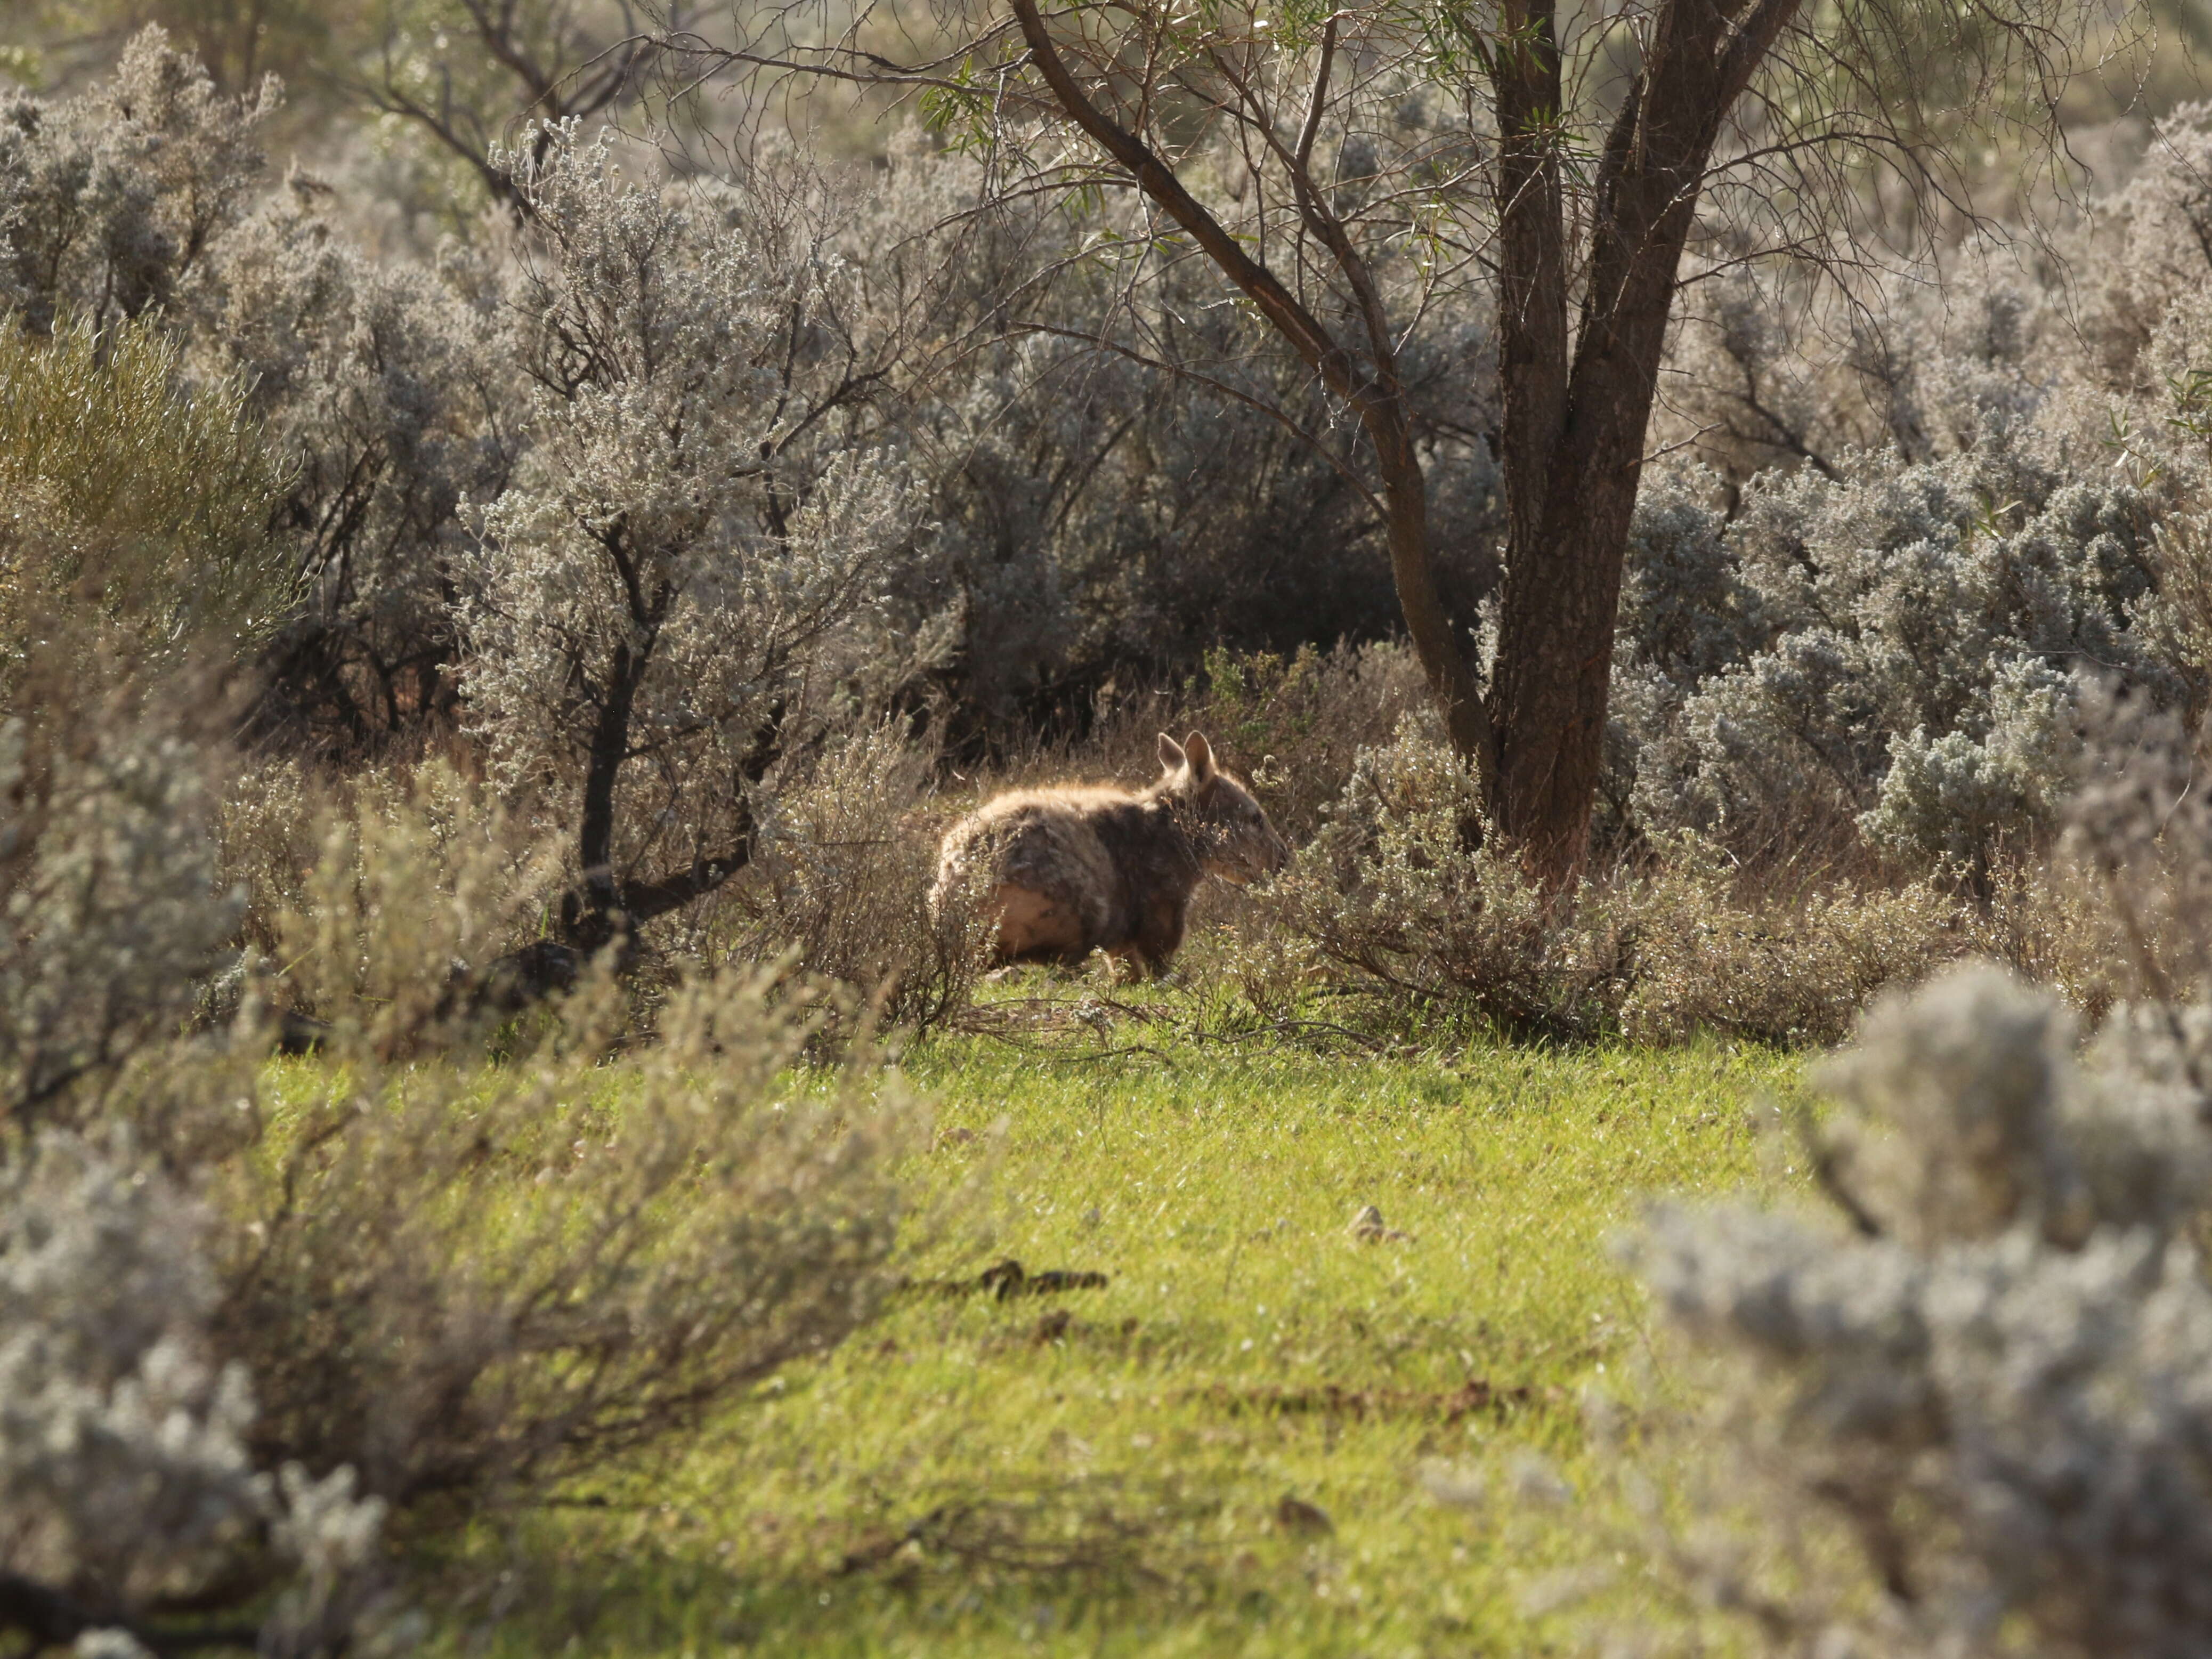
10, 40, 2212, 920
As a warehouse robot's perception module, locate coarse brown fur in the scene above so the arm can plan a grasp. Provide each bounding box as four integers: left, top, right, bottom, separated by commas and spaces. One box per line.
933, 732, 1291, 975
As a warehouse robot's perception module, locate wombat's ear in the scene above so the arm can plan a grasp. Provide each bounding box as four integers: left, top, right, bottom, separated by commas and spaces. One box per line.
1157, 732, 1187, 772
1184, 732, 1216, 781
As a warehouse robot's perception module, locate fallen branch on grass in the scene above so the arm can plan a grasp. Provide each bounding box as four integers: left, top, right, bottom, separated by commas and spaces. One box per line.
898, 1257, 1110, 1300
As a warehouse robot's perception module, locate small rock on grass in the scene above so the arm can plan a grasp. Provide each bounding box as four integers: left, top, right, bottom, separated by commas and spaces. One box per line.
1275, 1494, 1335, 1536
1349, 1203, 1414, 1243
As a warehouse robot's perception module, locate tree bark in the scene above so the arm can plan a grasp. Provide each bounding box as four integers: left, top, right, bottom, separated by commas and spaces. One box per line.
565, 640, 644, 952
1373, 403, 1495, 773
1486, 0, 1802, 878
558, 671, 782, 966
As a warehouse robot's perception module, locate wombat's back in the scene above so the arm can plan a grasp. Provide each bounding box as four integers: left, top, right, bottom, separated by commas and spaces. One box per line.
935, 787, 1140, 961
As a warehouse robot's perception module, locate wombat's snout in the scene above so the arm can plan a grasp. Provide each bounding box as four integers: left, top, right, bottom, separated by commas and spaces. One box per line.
1227, 821, 1291, 883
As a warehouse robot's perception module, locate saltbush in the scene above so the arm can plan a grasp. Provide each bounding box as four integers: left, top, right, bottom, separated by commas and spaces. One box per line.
1624, 699, 2212, 1656
1612, 428, 2175, 870
1253, 719, 1965, 1043
0, 1131, 391, 1656
0, 313, 288, 695
1631, 962, 2212, 1658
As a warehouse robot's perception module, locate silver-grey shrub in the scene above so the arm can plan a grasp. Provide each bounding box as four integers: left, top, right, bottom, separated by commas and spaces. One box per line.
843, 127, 1501, 739
0, 711, 238, 1129
460, 125, 937, 945
1611, 423, 2175, 867
1630, 957, 2212, 1657
0, 27, 274, 337
1259, 714, 1626, 1039
0, 1130, 389, 1655
1609, 114, 2212, 871
4, 34, 1496, 770
221, 929, 918, 1511
204, 181, 517, 751
0, 703, 390, 1654
0, 28, 513, 754
2, 650, 917, 1646
1258, 717, 1963, 1043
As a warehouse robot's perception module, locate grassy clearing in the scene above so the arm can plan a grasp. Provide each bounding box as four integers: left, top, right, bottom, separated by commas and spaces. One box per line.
446, 1027, 1805, 1657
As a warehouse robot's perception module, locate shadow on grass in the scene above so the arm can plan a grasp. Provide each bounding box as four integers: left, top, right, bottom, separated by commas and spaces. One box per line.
437, 1475, 1249, 1655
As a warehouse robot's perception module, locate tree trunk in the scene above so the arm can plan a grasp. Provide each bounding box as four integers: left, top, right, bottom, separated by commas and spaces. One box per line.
1485, 0, 1798, 882
566, 641, 642, 952
1489, 470, 1641, 873
557, 676, 781, 968
1373, 414, 1495, 772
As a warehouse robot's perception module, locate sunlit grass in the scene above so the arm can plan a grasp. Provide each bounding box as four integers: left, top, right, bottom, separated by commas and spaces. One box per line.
433, 1030, 1805, 1656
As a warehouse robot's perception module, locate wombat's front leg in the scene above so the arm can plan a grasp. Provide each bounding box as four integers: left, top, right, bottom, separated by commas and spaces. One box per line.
1129, 895, 1189, 976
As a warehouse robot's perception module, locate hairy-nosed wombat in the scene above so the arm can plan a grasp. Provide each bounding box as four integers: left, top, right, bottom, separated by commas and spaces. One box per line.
933, 732, 1290, 975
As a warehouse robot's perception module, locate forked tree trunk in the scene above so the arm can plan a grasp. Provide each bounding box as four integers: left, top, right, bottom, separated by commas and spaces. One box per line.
1487, 161, 1691, 873
1481, 0, 1799, 881
1000, 0, 1801, 889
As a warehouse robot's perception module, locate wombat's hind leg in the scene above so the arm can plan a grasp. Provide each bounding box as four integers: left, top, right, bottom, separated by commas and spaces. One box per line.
1097, 948, 1149, 983
988, 883, 1089, 964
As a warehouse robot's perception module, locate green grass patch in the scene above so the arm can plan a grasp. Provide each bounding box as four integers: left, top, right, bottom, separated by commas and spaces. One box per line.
451, 1033, 1804, 1656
